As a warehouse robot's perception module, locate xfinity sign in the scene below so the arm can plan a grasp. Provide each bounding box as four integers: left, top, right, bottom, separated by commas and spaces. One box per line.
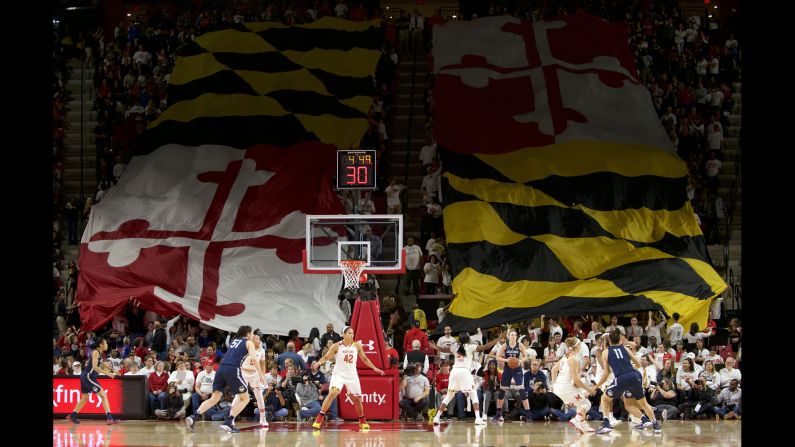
344, 391, 386, 406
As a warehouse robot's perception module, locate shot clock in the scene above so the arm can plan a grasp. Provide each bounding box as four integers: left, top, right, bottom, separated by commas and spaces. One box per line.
337, 149, 377, 190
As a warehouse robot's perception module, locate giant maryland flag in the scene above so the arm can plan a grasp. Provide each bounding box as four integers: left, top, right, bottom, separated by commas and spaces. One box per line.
434, 15, 726, 332
76, 18, 382, 335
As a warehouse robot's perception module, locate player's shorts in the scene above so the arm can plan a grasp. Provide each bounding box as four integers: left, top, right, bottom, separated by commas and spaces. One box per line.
555, 384, 590, 408
330, 373, 362, 395
500, 365, 524, 389
448, 367, 475, 392
605, 370, 644, 400
599, 373, 615, 393
80, 371, 103, 394
213, 364, 248, 394
241, 369, 263, 390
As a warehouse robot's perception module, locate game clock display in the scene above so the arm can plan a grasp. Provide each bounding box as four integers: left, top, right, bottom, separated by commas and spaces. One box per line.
337, 149, 376, 189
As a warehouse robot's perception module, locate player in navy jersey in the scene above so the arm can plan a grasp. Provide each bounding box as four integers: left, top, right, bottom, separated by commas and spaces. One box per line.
186, 325, 265, 433
66, 337, 119, 424
494, 330, 532, 422
592, 329, 661, 434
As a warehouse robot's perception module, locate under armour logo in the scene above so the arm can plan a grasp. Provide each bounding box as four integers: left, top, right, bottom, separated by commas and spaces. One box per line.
358, 339, 376, 352
239, 386, 246, 393
93, 387, 99, 393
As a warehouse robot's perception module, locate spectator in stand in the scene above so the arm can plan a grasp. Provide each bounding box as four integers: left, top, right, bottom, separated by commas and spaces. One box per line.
403, 237, 423, 297
657, 357, 676, 384
604, 315, 625, 335
358, 191, 376, 215
704, 150, 723, 194
626, 316, 644, 339
699, 360, 721, 392
718, 356, 741, 389
714, 378, 741, 419
422, 254, 441, 295
385, 338, 400, 369
421, 165, 442, 205
152, 321, 168, 361
403, 338, 430, 374
646, 311, 667, 344
155, 383, 188, 419
277, 342, 306, 372
263, 363, 280, 389
692, 339, 710, 365
385, 179, 407, 214
168, 360, 195, 409
542, 316, 564, 339
320, 323, 342, 349
148, 360, 170, 415
666, 312, 684, 346
585, 320, 602, 346
400, 362, 431, 421
419, 136, 437, 168
727, 318, 742, 353
683, 323, 712, 345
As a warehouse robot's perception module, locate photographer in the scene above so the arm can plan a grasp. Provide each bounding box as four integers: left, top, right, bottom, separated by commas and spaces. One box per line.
714, 378, 741, 420
279, 365, 300, 415
399, 362, 431, 421
649, 379, 679, 420
677, 378, 715, 419
307, 361, 340, 421
257, 382, 288, 421
527, 381, 551, 421
295, 373, 322, 422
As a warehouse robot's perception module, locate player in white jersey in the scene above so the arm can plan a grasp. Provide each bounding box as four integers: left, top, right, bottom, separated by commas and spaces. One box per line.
431, 331, 500, 425
231, 330, 267, 427
311, 326, 384, 430
552, 337, 596, 434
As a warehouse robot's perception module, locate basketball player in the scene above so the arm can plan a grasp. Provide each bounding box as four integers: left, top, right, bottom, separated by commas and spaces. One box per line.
494, 330, 531, 422
230, 329, 268, 427
311, 326, 385, 430
432, 332, 493, 425
592, 330, 661, 434
551, 337, 596, 434
66, 337, 119, 424
593, 334, 621, 429
186, 325, 264, 433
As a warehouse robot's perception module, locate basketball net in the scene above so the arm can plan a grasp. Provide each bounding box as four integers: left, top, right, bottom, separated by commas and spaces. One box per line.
340, 260, 368, 290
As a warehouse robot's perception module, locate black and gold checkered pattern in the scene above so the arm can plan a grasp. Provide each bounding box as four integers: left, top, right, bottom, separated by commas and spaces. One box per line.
142, 18, 383, 151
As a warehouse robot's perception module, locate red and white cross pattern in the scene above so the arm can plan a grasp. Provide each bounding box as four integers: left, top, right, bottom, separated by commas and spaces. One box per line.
432, 14, 670, 154
77, 142, 345, 334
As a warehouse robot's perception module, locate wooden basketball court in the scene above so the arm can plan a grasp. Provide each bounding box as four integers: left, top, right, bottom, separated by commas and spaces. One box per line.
52, 418, 741, 446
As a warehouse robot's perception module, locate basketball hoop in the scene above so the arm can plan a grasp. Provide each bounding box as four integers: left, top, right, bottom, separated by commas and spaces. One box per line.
340, 260, 368, 290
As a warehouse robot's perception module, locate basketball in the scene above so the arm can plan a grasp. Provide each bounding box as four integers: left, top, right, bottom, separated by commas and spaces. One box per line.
507, 357, 520, 369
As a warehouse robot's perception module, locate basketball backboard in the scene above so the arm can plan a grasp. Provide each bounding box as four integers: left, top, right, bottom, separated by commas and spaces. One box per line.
303, 214, 405, 274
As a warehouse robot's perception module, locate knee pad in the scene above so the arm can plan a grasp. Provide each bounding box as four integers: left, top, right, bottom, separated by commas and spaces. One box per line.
497, 390, 505, 400
578, 399, 592, 413
519, 390, 528, 401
